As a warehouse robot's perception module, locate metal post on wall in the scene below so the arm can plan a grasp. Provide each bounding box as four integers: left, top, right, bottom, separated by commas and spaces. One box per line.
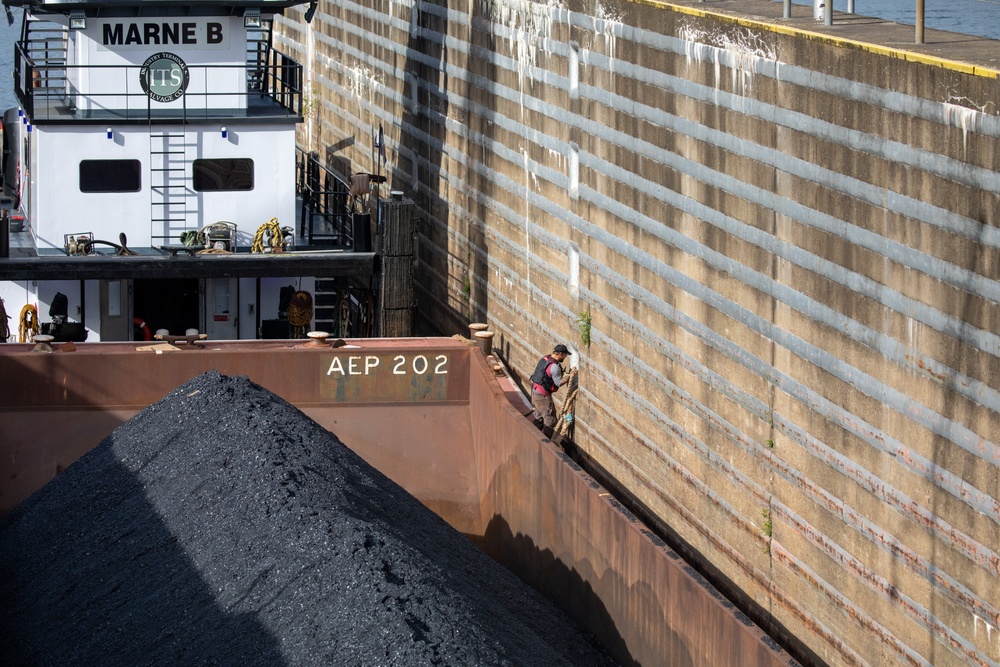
784, 0, 791, 19
847, 0, 855, 12
824, 0, 833, 25
916, 0, 925, 43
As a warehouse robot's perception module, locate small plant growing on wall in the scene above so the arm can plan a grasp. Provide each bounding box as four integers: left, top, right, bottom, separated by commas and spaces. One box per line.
760, 507, 773, 555
577, 310, 592, 347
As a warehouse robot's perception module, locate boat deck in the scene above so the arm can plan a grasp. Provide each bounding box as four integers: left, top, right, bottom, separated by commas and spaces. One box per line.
0, 199, 375, 280
26, 94, 301, 125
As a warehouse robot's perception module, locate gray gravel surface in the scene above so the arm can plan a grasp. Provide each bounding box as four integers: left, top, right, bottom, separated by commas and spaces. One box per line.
0, 371, 618, 667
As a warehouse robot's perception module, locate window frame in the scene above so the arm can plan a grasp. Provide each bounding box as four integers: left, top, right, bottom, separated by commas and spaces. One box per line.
79, 159, 142, 193
192, 157, 255, 192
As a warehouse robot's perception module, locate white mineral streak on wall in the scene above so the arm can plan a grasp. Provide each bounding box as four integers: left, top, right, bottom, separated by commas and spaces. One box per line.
305, 22, 316, 152
522, 144, 534, 292
679, 21, 777, 105
347, 62, 384, 123
595, 1, 623, 70
484, 0, 561, 92
943, 99, 986, 155
974, 614, 997, 647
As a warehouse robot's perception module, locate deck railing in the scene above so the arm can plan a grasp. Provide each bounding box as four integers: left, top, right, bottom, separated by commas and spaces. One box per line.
296, 149, 372, 252
14, 41, 303, 122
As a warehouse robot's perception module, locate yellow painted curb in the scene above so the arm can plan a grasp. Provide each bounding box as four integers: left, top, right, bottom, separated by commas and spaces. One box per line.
630, 0, 1000, 79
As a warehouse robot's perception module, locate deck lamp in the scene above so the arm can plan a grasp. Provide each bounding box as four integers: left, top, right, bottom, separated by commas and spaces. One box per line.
221, 126, 228, 139
69, 11, 86, 30
243, 9, 261, 28
106, 127, 113, 139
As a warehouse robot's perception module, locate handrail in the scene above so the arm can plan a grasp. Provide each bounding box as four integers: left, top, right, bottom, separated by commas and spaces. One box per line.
13, 41, 303, 122
296, 149, 370, 251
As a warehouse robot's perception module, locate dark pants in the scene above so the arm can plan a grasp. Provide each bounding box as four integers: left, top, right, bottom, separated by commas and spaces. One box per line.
531, 390, 556, 436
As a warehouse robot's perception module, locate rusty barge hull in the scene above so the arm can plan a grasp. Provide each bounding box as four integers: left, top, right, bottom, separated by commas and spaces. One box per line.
0, 338, 792, 667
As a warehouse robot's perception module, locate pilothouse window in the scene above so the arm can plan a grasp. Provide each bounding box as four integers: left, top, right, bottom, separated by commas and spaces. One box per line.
79, 159, 142, 192
193, 158, 254, 191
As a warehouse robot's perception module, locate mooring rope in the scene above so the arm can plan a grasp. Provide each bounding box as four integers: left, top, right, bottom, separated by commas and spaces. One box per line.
18, 304, 39, 343
287, 291, 313, 339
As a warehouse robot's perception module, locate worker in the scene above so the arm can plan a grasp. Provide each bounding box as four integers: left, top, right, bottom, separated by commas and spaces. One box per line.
530, 344, 574, 438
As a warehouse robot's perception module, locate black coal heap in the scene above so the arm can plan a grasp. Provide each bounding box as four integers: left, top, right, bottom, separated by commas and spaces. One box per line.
0, 371, 617, 666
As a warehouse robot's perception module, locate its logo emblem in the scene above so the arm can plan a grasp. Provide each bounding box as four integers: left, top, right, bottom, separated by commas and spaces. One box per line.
139, 52, 189, 102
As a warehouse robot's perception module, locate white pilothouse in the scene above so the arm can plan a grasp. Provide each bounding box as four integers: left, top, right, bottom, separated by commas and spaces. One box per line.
0, 0, 388, 343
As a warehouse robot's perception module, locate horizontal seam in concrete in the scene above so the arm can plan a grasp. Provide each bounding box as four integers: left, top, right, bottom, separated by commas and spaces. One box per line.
584, 283, 1000, 628
410, 99, 1000, 533
583, 397, 870, 667
389, 73, 1000, 528
320, 7, 1000, 330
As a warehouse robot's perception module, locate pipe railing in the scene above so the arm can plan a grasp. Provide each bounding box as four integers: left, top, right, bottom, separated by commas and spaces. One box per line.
13, 42, 303, 122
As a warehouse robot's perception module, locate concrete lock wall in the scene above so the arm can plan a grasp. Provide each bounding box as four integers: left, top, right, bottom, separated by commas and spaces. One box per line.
275, 0, 1000, 664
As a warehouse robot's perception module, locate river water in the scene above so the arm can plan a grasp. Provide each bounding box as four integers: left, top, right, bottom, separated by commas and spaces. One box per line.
0, 1, 997, 111
1, 8, 19, 111
793, 0, 1000, 39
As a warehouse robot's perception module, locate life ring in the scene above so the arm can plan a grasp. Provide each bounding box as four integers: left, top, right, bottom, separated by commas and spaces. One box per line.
133, 317, 152, 341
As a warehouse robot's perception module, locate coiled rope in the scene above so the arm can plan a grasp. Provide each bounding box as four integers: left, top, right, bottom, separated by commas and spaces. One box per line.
251, 217, 285, 254
18, 304, 39, 343
287, 291, 313, 339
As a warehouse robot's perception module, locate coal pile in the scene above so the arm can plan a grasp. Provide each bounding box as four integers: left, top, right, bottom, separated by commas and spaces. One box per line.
0, 371, 618, 667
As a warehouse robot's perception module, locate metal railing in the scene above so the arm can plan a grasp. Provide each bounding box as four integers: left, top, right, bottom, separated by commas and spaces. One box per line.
14, 41, 303, 122
296, 149, 371, 251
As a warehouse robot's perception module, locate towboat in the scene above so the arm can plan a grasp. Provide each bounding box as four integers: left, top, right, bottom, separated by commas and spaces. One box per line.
0, 0, 406, 343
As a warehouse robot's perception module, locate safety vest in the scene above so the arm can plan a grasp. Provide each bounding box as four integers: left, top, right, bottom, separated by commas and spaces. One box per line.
530, 355, 559, 394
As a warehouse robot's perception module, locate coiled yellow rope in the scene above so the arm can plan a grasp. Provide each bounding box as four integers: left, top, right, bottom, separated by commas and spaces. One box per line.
18, 304, 39, 343
287, 291, 313, 339
251, 217, 284, 254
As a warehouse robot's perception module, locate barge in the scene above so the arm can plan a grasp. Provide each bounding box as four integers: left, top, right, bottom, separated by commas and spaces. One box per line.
0, 336, 796, 666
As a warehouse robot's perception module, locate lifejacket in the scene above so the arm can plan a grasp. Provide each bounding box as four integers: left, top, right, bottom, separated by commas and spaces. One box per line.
530, 355, 559, 394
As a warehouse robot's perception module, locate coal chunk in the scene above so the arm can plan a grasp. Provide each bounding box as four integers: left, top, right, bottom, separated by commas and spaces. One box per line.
0, 371, 618, 666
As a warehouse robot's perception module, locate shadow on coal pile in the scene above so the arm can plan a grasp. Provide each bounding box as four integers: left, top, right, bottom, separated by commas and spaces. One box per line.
0, 445, 287, 667
483, 515, 646, 667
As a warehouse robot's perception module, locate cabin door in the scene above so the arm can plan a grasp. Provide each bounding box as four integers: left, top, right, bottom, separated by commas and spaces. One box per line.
98, 280, 130, 341
203, 278, 238, 340
132, 278, 200, 340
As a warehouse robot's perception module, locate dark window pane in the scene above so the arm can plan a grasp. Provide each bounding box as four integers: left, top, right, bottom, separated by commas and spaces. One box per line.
193, 158, 254, 191
79, 159, 141, 192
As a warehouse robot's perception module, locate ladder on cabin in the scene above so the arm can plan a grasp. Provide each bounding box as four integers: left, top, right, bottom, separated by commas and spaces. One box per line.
245, 18, 273, 94
22, 20, 69, 108
149, 129, 195, 247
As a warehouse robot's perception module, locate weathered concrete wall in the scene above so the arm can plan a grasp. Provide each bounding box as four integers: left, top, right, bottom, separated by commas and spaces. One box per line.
276, 0, 1000, 664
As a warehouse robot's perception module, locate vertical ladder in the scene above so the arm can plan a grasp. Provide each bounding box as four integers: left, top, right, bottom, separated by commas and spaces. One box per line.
149, 129, 194, 246
246, 18, 273, 94
23, 20, 69, 106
